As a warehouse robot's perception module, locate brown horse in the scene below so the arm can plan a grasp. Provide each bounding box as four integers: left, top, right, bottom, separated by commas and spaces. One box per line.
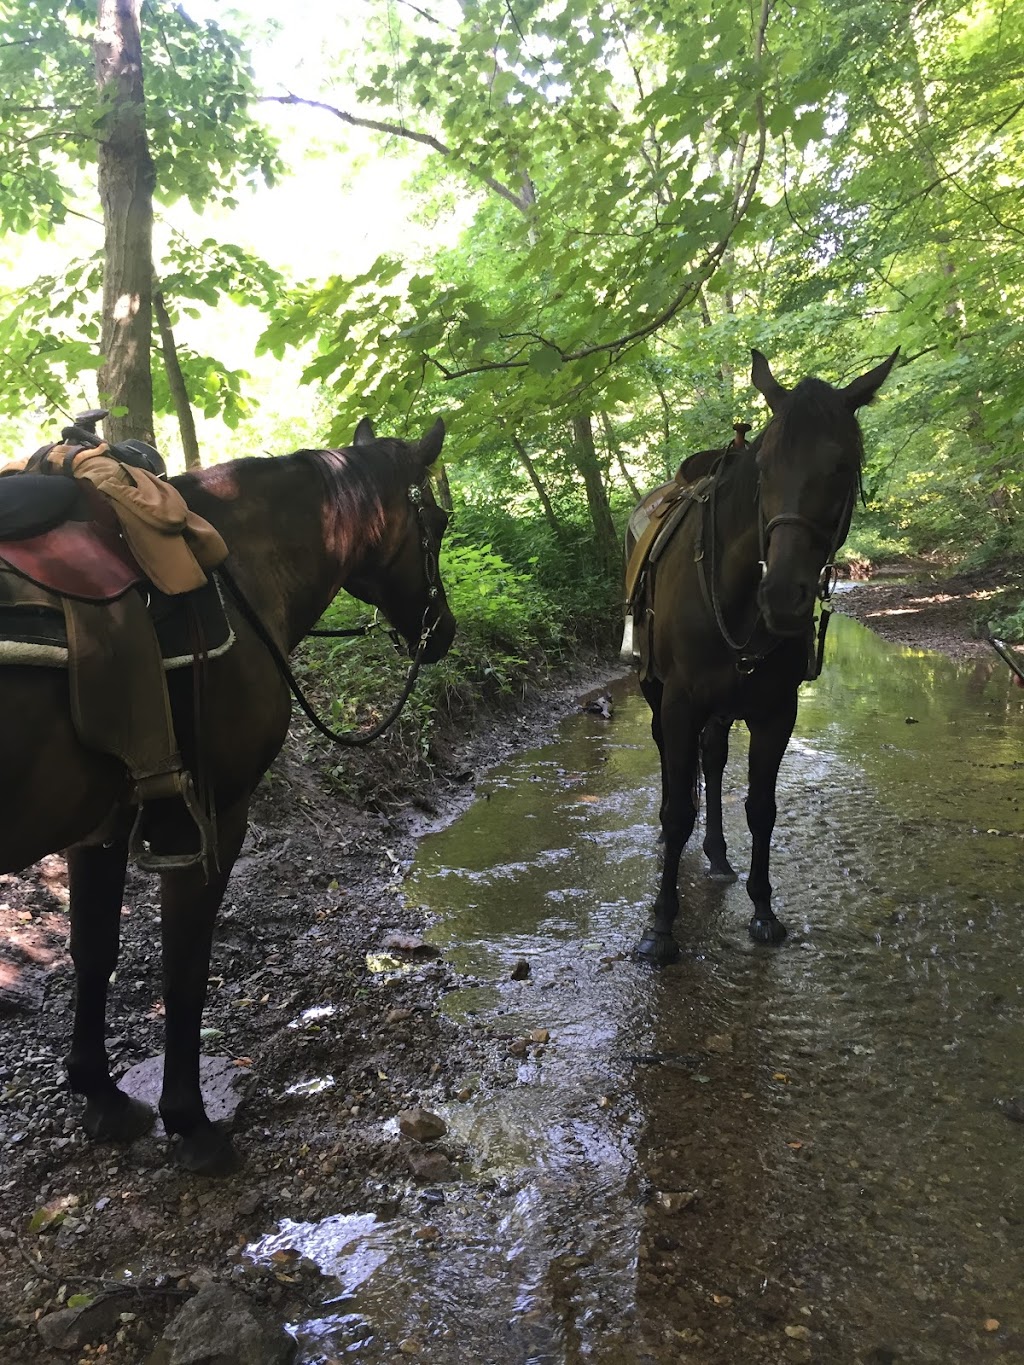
631, 349, 898, 964
0, 418, 456, 1173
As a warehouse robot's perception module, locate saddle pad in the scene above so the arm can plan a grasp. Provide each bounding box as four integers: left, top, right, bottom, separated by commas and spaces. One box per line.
0, 515, 144, 602
0, 473, 80, 540
0, 572, 234, 671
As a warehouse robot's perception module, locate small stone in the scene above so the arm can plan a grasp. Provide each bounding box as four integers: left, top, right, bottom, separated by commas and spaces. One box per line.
398, 1107, 447, 1142
510, 959, 531, 981
398, 1338, 423, 1355
387, 1008, 414, 1024
530, 1028, 550, 1045
983, 1318, 1000, 1332
785, 1324, 811, 1340
407, 1150, 454, 1183
656, 1191, 697, 1213
508, 1039, 528, 1057
235, 1190, 263, 1217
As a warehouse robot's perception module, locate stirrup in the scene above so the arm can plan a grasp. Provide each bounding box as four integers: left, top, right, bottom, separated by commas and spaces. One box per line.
128, 770, 217, 877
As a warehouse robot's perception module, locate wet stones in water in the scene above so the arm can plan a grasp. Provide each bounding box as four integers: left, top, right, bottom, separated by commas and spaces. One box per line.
995, 1096, 1024, 1124
510, 958, 531, 980
398, 1106, 447, 1142
407, 1149, 455, 1182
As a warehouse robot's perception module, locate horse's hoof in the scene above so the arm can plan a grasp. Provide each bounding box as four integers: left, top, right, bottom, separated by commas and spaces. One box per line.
707, 864, 738, 883
748, 916, 787, 945
83, 1093, 155, 1143
173, 1125, 242, 1177
634, 931, 681, 966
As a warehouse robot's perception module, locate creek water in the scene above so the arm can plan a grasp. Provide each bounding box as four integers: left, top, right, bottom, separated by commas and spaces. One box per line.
257, 610, 1024, 1364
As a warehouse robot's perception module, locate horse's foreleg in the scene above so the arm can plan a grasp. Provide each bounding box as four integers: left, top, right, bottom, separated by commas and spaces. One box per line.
67, 840, 155, 1142
158, 798, 249, 1176
637, 690, 700, 965
744, 698, 798, 944
701, 716, 737, 880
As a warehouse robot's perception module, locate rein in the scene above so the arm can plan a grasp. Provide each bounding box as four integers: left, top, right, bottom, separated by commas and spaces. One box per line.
219, 483, 443, 748
697, 447, 854, 676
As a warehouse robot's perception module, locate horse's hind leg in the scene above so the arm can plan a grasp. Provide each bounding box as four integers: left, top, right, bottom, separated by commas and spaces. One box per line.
158, 798, 249, 1175
639, 675, 668, 831
744, 697, 798, 944
67, 841, 155, 1142
701, 716, 737, 880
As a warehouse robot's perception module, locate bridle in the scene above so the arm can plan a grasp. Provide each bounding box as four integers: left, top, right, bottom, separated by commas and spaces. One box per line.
698, 444, 858, 675
219, 479, 446, 747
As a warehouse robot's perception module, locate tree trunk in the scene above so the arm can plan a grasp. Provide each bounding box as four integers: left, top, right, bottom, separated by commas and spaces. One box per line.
95, 0, 155, 446
599, 411, 641, 503
509, 431, 562, 535
154, 290, 201, 470
569, 413, 621, 577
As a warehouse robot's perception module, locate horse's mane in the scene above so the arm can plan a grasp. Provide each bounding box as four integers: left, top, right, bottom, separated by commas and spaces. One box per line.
762, 378, 865, 469
295, 442, 415, 563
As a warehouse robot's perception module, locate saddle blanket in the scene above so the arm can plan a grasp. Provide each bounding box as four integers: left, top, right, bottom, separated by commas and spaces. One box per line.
0, 570, 234, 671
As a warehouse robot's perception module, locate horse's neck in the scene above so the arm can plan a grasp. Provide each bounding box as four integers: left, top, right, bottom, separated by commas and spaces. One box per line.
181, 456, 358, 651
713, 450, 763, 606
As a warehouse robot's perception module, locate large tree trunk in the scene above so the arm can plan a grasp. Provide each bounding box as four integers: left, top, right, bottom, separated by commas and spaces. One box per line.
95, 0, 155, 446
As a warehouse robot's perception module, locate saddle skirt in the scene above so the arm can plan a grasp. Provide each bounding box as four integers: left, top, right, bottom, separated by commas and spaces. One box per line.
0, 470, 232, 668
0, 565, 233, 671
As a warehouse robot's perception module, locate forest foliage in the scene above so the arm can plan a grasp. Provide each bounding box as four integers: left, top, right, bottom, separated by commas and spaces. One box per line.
0, 0, 1022, 702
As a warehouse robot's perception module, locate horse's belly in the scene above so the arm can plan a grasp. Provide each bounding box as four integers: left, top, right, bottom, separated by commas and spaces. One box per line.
0, 670, 124, 872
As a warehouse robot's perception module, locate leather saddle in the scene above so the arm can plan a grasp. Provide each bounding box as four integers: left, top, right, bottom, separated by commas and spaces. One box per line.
0, 413, 231, 874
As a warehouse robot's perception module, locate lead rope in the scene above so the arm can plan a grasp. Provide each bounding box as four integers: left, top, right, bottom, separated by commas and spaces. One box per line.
217, 486, 441, 747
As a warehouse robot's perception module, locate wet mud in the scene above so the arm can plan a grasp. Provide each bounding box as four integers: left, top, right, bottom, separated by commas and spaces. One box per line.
4, 605, 1024, 1363
276, 610, 1024, 1363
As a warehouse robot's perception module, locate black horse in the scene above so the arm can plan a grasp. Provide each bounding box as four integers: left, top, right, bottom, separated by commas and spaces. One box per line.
630, 349, 898, 964
0, 418, 456, 1173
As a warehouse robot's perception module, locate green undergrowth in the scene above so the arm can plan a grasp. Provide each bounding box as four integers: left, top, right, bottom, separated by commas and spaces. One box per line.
288, 534, 615, 805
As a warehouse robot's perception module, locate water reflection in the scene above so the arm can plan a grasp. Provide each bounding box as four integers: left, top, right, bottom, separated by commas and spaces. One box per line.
278, 612, 1024, 1362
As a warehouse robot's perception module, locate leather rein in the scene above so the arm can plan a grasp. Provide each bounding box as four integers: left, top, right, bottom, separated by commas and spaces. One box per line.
219, 482, 444, 747
697, 444, 858, 676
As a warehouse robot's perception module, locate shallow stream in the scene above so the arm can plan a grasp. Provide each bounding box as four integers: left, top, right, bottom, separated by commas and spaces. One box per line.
257, 611, 1024, 1364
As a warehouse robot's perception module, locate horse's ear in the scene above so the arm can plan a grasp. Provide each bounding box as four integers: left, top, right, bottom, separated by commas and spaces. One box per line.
353, 417, 376, 446
415, 418, 446, 468
842, 348, 900, 411
751, 350, 788, 413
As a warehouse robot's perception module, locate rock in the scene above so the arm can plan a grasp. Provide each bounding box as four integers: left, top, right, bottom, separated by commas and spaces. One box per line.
380, 933, 440, 958
407, 1149, 455, 1182
784, 1324, 811, 1340
235, 1190, 263, 1217
398, 1107, 447, 1142
386, 1007, 414, 1024
509, 959, 531, 981
36, 1291, 137, 1353
656, 1190, 697, 1214
161, 1282, 296, 1364
119, 1055, 255, 1131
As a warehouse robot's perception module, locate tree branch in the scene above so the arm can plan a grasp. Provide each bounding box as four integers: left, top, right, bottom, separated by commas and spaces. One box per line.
261, 93, 533, 213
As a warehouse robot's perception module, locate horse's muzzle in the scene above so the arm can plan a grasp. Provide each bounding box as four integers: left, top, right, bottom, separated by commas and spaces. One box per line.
758, 575, 816, 638
419, 608, 456, 664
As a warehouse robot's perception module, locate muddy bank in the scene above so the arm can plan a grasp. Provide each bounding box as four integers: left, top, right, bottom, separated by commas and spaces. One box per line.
837, 563, 1024, 661
0, 654, 622, 1364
